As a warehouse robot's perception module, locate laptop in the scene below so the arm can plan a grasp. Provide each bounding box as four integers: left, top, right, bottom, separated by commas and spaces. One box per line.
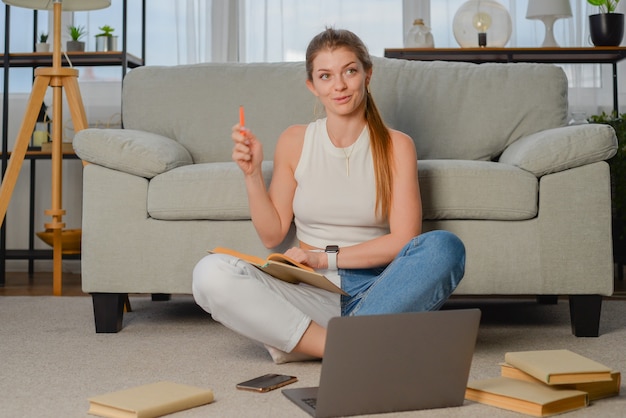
282, 308, 481, 418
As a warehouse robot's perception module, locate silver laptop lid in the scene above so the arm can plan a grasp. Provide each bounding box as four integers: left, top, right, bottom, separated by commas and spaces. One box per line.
315, 309, 481, 417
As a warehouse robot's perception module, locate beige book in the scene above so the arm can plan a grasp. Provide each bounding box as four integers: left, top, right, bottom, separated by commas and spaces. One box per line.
466, 377, 588, 417
88, 381, 214, 418
209, 247, 348, 295
500, 363, 621, 401
504, 349, 613, 385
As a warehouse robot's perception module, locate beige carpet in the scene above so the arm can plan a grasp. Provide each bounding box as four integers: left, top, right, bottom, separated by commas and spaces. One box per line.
1, 295, 625, 417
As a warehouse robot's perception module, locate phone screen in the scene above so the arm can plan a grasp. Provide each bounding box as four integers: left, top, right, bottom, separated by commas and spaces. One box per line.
236, 373, 298, 392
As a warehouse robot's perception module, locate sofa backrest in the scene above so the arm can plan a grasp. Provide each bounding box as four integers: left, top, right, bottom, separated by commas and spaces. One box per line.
122, 61, 317, 164
122, 58, 568, 163
370, 57, 568, 161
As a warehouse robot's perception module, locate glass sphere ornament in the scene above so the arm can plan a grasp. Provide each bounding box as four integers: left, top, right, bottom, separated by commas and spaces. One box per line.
453, 0, 512, 48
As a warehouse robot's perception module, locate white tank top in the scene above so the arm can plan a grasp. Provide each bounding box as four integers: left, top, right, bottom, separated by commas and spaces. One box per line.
293, 118, 389, 249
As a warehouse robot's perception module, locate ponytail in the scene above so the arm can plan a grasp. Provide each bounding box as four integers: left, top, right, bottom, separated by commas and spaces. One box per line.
365, 90, 393, 220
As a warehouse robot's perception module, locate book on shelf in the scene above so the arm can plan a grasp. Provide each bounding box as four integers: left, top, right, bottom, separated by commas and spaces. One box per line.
87, 381, 214, 418
500, 363, 621, 401
465, 376, 588, 417
209, 247, 348, 295
503, 349, 613, 385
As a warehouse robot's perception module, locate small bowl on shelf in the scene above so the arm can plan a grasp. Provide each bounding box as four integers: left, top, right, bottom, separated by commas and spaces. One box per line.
36, 228, 82, 254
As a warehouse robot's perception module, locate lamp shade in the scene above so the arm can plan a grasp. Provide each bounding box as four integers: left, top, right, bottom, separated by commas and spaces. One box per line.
2, 0, 110, 11
526, 0, 572, 19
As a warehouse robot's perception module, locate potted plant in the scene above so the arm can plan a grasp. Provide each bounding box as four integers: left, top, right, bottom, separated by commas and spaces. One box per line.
588, 112, 626, 270
95, 25, 117, 52
588, 0, 624, 46
67, 25, 86, 52
35, 32, 49, 52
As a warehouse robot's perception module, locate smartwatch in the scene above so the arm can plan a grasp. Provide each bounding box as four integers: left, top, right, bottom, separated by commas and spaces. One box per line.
325, 245, 339, 270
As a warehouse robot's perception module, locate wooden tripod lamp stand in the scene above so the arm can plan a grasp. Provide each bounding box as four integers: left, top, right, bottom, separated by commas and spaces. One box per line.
0, 0, 110, 295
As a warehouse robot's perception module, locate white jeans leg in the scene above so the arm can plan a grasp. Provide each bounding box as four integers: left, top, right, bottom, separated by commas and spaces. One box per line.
192, 253, 340, 352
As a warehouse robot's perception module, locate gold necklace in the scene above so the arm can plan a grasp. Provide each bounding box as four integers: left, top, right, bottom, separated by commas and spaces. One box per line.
328, 129, 358, 176
342, 143, 356, 176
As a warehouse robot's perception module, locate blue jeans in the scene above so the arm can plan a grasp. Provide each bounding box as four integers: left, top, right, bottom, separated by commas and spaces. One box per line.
340, 230, 465, 316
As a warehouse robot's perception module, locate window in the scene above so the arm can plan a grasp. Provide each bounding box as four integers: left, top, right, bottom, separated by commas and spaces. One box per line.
242, 0, 403, 62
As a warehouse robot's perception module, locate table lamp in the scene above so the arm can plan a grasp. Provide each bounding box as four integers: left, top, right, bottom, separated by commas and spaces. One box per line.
526, 0, 572, 47
0, 0, 110, 295
452, 0, 512, 48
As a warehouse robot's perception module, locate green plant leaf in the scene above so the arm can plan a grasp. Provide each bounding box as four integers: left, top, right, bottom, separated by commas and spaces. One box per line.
587, 0, 621, 13
67, 25, 86, 41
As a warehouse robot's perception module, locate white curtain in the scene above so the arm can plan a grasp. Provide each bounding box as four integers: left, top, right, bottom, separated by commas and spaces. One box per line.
241, 0, 404, 62
179, 0, 208, 64
173, 0, 238, 63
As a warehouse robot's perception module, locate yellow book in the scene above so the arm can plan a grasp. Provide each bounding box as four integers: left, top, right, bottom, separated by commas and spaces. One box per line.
210, 247, 348, 295
500, 363, 621, 401
503, 349, 613, 385
88, 381, 214, 418
465, 377, 588, 417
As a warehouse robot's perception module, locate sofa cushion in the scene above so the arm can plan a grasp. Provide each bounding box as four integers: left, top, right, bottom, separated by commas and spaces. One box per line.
122, 62, 317, 164
147, 161, 273, 220
148, 159, 537, 222
73, 128, 193, 178
499, 124, 617, 177
419, 160, 538, 220
371, 58, 568, 161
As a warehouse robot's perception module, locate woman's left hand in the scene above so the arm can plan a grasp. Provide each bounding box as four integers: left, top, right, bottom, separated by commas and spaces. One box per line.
284, 247, 327, 269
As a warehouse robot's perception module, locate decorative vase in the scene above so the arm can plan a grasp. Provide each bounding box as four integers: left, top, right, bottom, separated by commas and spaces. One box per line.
453, 0, 512, 48
66, 40, 85, 52
404, 19, 434, 48
589, 13, 624, 47
95, 35, 118, 52
35, 43, 49, 52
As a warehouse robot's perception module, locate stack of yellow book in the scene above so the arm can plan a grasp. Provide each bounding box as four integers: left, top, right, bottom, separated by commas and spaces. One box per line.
465, 349, 620, 417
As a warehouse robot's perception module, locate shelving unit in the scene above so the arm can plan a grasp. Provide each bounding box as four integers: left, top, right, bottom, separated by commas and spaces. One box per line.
0, 0, 145, 286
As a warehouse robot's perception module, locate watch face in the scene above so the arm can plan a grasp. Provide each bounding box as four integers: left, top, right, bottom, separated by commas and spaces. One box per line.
326, 245, 339, 253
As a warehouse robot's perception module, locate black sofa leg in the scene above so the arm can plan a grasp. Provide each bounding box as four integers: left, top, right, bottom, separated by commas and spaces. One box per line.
91, 293, 127, 333
569, 295, 602, 337
536, 295, 558, 305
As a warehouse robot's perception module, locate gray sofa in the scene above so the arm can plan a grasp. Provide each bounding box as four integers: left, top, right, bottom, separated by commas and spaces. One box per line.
73, 57, 617, 336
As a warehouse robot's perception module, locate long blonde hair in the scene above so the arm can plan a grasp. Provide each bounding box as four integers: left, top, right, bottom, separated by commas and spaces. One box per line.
305, 28, 393, 220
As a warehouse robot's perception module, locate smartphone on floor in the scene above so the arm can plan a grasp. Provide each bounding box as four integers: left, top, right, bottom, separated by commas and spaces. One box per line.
236, 373, 298, 393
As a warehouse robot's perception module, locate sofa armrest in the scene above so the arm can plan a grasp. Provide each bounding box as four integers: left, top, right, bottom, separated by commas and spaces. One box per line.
73, 128, 193, 178
499, 124, 617, 177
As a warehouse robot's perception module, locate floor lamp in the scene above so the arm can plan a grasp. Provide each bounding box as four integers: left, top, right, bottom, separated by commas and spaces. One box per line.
0, 0, 110, 295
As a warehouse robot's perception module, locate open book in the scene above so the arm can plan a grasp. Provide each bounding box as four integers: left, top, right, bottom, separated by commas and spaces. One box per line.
209, 247, 348, 296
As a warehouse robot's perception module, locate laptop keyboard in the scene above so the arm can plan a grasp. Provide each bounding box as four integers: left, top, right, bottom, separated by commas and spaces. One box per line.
303, 397, 317, 409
